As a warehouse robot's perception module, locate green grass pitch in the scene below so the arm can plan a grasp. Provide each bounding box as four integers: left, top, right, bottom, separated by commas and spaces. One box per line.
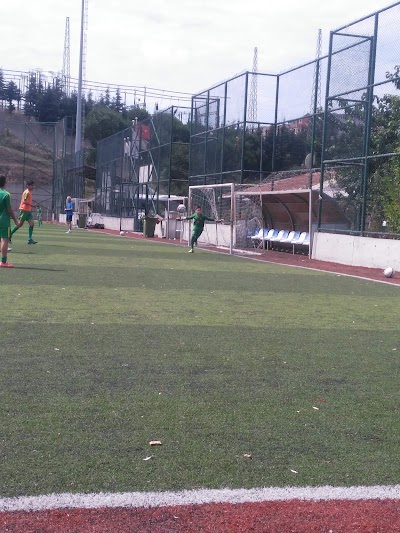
1, 224, 399, 497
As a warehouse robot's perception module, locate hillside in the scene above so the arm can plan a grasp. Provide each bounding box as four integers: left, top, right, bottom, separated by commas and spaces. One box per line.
0, 133, 53, 184
0, 110, 57, 185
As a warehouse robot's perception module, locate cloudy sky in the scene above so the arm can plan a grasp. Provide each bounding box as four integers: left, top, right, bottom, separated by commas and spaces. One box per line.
0, 0, 396, 104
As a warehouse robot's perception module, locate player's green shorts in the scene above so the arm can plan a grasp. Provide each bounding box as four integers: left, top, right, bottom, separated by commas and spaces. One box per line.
192, 228, 203, 238
0, 227, 11, 239
18, 210, 34, 222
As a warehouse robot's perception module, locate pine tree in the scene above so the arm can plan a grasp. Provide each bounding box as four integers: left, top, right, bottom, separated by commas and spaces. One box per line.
0, 69, 5, 109
5, 81, 20, 113
112, 87, 124, 113
104, 87, 111, 107
24, 73, 41, 118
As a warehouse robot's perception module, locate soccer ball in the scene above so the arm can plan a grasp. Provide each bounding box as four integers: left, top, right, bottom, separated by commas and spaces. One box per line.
177, 204, 186, 214
384, 267, 394, 278
120, 231, 125, 236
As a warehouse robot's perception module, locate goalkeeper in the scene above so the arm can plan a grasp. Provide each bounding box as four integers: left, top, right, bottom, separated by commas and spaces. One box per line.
179, 206, 223, 253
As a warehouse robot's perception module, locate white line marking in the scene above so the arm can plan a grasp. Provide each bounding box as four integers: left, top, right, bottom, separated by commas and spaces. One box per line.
197, 246, 400, 286
1, 486, 400, 512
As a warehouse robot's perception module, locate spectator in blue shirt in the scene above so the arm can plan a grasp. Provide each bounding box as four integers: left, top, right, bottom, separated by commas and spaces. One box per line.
65, 196, 74, 234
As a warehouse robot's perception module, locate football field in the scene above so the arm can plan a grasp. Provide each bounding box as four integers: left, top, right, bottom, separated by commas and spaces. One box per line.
1, 224, 400, 529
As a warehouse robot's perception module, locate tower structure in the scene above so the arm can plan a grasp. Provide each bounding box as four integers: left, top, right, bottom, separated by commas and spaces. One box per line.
75, 0, 88, 154
248, 47, 258, 125
62, 17, 71, 96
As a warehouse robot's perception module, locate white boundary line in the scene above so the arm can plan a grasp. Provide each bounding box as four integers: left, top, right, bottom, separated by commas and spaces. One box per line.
1, 485, 400, 512
199, 246, 400, 287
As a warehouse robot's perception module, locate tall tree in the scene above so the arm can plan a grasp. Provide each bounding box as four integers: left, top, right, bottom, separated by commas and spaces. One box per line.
112, 88, 124, 113
60, 91, 78, 121
104, 87, 111, 107
125, 105, 150, 123
5, 81, 20, 113
37, 80, 63, 122
24, 73, 43, 119
85, 105, 128, 146
0, 69, 5, 109
85, 91, 95, 116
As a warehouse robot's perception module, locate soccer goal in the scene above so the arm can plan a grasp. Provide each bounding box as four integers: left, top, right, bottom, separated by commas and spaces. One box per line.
187, 183, 264, 254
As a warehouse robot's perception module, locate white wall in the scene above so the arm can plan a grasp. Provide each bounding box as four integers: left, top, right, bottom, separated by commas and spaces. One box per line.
313, 232, 400, 270
181, 221, 232, 248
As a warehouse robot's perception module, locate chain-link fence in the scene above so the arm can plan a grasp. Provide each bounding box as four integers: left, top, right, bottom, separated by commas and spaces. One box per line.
190, 61, 326, 188
52, 116, 95, 218
3, 3, 393, 236
319, 2, 400, 236
0, 111, 70, 215
190, 2, 400, 238
95, 106, 190, 229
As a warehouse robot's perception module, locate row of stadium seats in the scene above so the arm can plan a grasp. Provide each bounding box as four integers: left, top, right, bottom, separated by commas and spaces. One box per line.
250, 228, 310, 254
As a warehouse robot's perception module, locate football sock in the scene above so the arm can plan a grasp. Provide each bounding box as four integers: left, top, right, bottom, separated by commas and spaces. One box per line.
28, 226, 33, 240
1, 257, 7, 264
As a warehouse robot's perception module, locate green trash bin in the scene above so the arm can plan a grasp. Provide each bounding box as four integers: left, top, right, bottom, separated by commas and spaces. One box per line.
78, 213, 87, 228
143, 216, 157, 237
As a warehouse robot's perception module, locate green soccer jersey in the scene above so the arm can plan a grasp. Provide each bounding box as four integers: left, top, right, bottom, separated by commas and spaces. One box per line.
186, 212, 214, 231
0, 188, 11, 228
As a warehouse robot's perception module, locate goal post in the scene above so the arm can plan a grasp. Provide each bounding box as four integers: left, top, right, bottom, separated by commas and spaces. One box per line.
187, 183, 264, 254
188, 183, 235, 253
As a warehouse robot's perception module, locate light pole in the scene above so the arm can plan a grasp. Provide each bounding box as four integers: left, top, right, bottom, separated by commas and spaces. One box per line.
75, 0, 85, 154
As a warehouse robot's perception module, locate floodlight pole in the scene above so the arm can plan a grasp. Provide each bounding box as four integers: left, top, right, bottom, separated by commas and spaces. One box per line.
75, 0, 85, 154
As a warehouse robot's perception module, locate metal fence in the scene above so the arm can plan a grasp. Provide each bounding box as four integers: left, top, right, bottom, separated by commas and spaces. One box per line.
0, 112, 92, 219
0, 111, 67, 214
189, 60, 327, 187
52, 116, 95, 218
95, 105, 190, 229
190, 2, 400, 237
318, 2, 400, 236
49, 3, 400, 237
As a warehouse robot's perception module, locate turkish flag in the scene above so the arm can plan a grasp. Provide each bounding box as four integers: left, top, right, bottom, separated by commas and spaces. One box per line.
136, 123, 150, 140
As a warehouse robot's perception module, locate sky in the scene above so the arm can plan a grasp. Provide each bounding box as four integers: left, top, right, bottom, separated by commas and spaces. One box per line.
0, 0, 397, 108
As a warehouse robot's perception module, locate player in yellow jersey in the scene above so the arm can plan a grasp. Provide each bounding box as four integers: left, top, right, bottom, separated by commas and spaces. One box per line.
0, 175, 21, 268
10, 180, 38, 244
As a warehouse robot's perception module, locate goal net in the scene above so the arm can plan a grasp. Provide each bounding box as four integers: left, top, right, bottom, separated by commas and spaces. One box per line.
187, 183, 264, 253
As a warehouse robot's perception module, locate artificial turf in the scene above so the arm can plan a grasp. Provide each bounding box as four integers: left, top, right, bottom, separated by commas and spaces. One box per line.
1, 224, 399, 497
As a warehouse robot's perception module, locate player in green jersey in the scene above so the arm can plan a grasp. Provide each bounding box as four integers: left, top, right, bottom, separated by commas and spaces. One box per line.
37, 205, 43, 226
0, 175, 22, 268
179, 206, 223, 253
